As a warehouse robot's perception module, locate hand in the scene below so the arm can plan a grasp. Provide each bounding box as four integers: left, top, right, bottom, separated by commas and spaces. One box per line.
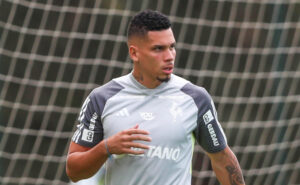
106, 125, 151, 155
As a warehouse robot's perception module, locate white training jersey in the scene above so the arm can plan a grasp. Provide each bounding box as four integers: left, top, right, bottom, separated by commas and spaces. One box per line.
72, 73, 227, 185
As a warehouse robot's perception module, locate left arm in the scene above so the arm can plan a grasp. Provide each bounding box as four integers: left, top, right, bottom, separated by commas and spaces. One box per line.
206, 146, 245, 185
185, 85, 245, 184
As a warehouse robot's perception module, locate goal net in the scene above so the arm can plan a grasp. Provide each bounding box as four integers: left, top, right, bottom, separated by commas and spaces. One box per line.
0, 0, 299, 184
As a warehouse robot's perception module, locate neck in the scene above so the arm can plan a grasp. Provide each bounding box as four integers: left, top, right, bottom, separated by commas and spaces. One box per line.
132, 70, 161, 89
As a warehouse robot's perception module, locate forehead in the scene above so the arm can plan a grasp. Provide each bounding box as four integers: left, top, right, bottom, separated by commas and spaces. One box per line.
145, 28, 176, 45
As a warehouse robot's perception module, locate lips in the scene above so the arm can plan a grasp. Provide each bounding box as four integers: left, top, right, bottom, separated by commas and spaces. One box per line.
162, 66, 173, 74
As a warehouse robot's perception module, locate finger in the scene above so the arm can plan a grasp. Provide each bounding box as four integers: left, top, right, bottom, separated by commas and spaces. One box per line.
127, 135, 152, 142
122, 141, 150, 149
131, 124, 139, 129
126, 129, 150, 135
129, 142, 150, 149
123, 148, 147, 155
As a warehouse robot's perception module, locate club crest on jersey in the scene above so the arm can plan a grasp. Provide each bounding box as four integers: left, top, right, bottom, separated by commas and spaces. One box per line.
140, 112, 155, 121
169, 102, 182, 122
203, 109, 214, 124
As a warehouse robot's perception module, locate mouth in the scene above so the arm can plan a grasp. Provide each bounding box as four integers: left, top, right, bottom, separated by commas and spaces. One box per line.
162, 66, 173, 74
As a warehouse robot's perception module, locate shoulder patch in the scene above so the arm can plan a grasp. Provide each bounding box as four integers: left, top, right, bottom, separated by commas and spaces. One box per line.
82, 129, 94, 142
203, 109, 214, 125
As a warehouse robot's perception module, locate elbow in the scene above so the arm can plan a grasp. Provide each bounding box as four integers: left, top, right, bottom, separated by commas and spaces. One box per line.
66, 168, 81, 182
66, 159, 81, 182
66, 166, 79, 182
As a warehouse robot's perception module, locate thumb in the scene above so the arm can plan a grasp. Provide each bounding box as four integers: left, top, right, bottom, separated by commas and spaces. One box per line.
132, 124, 139, 129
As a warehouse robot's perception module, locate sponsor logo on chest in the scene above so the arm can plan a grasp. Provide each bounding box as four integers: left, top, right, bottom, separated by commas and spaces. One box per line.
129, 145, 181, 161
140, 112, 155, 121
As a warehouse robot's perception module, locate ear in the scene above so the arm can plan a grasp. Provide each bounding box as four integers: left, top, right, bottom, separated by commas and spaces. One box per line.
129, 45, 139, 62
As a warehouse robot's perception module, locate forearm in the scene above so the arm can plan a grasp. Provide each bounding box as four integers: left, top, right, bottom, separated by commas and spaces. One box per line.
66, 125, 151, 182
66, 141, 108, 182
209, 147, 245, 185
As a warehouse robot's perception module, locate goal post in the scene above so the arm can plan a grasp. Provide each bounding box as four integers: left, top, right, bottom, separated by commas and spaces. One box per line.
0, 0, 299, 185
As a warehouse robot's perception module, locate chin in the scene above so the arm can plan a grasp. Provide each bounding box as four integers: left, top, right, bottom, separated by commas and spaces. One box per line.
157, 75, 171, 83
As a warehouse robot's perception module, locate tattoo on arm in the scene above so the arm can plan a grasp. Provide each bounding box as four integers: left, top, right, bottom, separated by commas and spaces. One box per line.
225, 165, 244, 185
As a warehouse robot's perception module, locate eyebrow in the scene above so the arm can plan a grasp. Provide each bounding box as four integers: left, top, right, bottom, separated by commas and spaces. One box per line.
152, 42, 176, 48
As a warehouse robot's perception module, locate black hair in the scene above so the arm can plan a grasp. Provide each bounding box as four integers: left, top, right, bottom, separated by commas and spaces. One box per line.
127, 10, 171, 39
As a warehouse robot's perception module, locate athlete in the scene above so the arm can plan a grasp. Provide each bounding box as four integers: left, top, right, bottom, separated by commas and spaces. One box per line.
66, 10, 245, 185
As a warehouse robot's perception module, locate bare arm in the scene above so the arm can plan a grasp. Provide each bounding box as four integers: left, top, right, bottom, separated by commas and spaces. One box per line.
66, 125, 151, 182
207, 146, 245, 185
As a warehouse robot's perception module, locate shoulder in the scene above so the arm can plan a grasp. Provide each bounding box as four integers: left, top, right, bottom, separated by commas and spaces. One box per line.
177, 78, 212, 108
169, 74, 211, 101
169, 74, 190, 89
170, 74, 208, 93
89, 78, 125, 102
94, 80, 124, 94
178, 77, 210, 100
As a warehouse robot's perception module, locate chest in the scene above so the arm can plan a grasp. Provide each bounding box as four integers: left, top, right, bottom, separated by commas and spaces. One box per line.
101, 94, 197, 145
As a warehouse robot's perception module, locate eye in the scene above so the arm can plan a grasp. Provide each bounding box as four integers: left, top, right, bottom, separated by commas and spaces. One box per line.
170, 44, 176, 50
153, 46, 164, 51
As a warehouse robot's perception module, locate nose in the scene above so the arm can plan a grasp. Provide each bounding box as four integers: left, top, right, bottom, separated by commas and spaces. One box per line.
164, 48, 176, 62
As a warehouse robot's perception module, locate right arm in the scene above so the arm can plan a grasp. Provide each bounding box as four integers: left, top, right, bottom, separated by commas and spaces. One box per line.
66, 125, 151, 182
66, 140, 107, 182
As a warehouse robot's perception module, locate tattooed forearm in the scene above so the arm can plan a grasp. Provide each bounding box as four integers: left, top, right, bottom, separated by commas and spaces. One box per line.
208, 147, 245, 185
225, 165, 245, 185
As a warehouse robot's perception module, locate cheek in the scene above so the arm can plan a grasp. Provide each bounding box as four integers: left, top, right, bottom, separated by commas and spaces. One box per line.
153, 52, 166, 62
139, 52, 163, 71
145, 54, 161, 66
152, 56, 162, 64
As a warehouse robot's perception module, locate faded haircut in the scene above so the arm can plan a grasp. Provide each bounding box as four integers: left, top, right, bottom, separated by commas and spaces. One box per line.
127, 10, 171, 39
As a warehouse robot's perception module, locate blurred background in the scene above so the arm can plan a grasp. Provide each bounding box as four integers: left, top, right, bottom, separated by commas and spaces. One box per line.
0, 0, 299, 184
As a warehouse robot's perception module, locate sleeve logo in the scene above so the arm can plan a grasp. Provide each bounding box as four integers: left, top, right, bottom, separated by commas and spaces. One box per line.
82, 129, 94, 142
203, 109, 214, 125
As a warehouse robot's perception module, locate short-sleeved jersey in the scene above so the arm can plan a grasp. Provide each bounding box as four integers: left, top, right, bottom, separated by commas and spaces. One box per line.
72, 73, 227, 185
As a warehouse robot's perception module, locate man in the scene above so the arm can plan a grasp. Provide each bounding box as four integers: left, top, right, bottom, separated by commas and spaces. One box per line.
66, 10, 245, 185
